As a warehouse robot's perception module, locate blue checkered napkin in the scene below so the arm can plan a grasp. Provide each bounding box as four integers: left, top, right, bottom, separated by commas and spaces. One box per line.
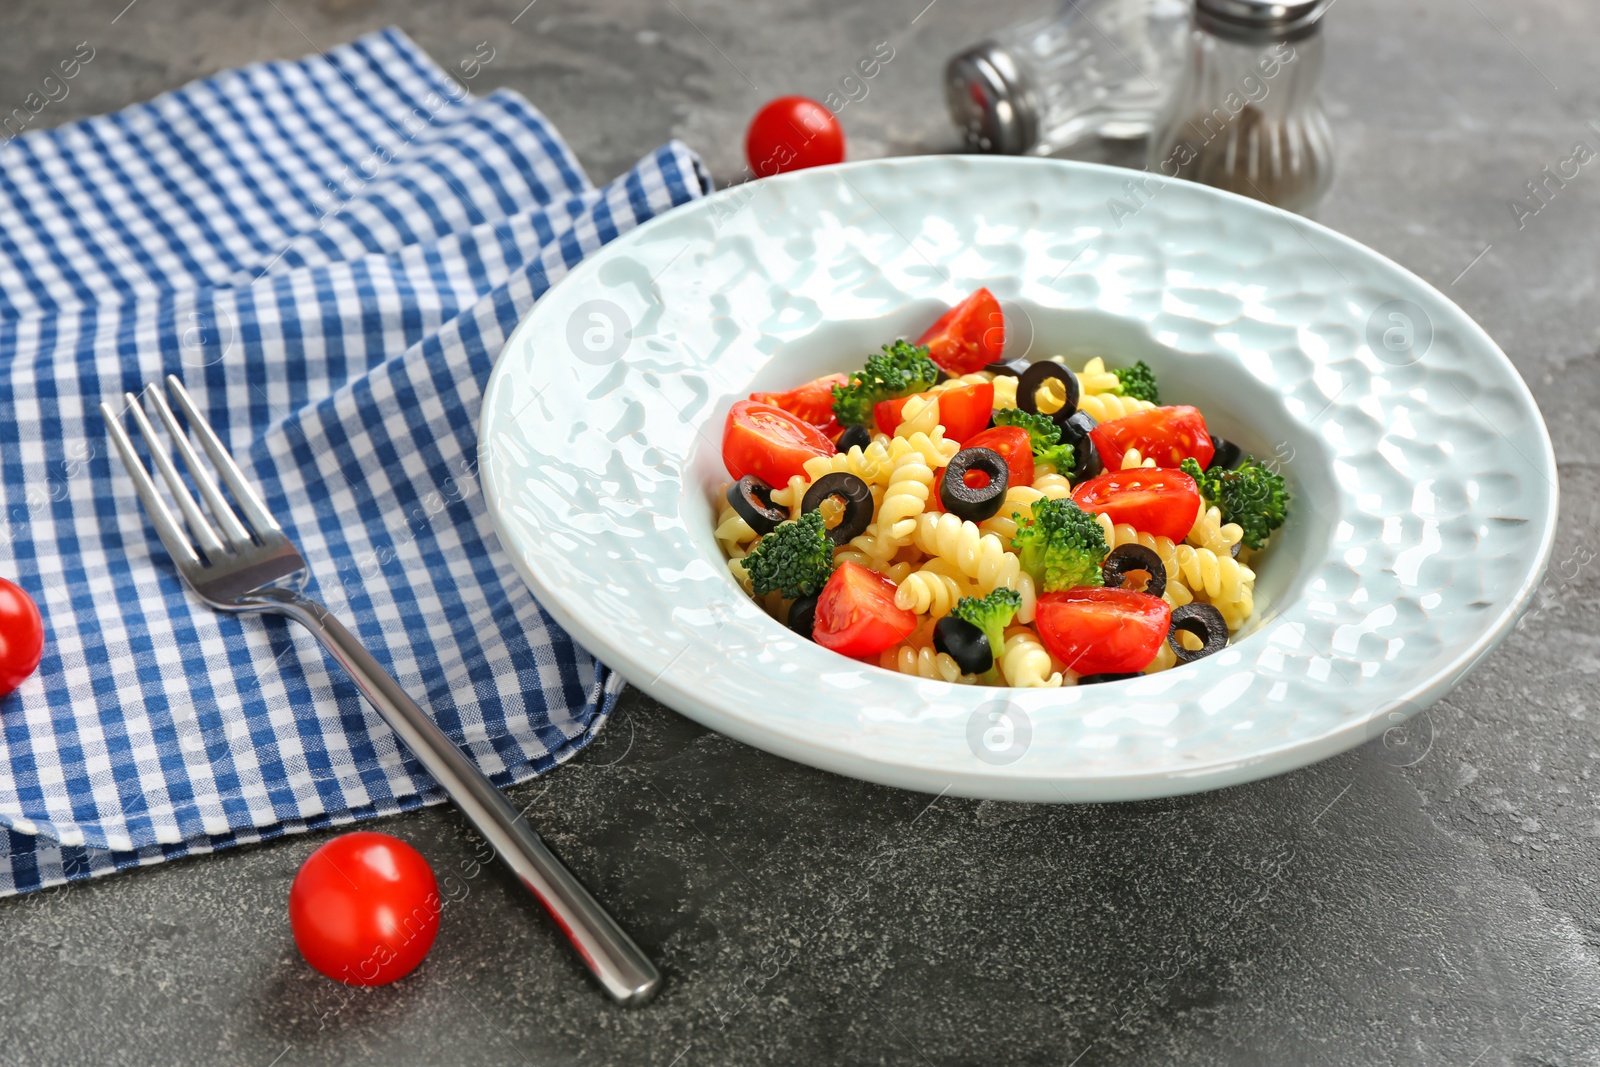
0, 29, 711, 893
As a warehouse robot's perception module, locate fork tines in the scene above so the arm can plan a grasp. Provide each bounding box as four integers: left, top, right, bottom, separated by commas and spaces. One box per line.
102, 375, 305, 598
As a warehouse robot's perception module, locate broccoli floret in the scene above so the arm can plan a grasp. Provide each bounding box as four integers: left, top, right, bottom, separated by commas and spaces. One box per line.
744, 510, 835, 598
1180, 456, 1289, 551
1111, 359, 1159, 403
1009, 497, 1108, 592
953, 587, 1023, 681
830, 340, 941, 427
992, 407, 1075, 472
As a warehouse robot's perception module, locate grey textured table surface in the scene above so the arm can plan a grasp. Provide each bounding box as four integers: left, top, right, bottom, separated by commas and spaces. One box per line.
1, 1, 1597, 1064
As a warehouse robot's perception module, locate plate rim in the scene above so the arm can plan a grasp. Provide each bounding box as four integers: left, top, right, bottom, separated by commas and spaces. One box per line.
478, 154, 1559, 801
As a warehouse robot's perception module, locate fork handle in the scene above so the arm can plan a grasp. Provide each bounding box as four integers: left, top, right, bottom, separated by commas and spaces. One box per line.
256, 589, 661, 1006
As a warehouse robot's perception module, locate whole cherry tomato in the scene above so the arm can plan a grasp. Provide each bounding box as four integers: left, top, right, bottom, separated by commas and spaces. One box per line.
1034, 587, 1172, 676
722, 400, 837, 485
750, 373, 848, 439
814, 562, 917, 658
915, 288, 1005, 375
0, 577, 43, 698
289, 831, 440, 987
745, 96, 845, 177
1089, 405, 1215, 471
1071, 467, 1202, 544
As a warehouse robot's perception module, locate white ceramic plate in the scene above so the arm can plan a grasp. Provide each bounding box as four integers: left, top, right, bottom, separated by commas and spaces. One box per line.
478, 157, 1556, 802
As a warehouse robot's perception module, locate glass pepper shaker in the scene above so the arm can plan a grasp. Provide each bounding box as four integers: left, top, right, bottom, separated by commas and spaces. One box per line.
945, 0, 1190, 156
1146, 0, 1335, 213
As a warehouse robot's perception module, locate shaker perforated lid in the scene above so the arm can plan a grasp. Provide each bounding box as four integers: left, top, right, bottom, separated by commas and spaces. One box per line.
1195, 0, 1330, 43
944, 42, 1040, 155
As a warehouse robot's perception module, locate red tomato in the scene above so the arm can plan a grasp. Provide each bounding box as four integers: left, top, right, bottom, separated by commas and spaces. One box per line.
963, 426, 1035, 490
0, 578, 43, 698
915, 288, 1005, 375
1071, 467, 1202, 543
1089, 405, 1215, 471
814, 562, 917, 658
723, 400, 836, 485
872, 382, 993, 443
1034, 588, 1172, 676
745, 96, 845, 177
751, 373, 847, 439
289, 831, 440, 987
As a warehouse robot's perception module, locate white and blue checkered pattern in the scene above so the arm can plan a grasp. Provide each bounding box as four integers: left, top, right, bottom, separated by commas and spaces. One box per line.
0, 28, 710, 893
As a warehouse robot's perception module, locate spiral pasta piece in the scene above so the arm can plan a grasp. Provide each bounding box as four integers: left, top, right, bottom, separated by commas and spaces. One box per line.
876, 451, 936, 542
990, 375, 1018, 411
1144, 639, 1177, 675
1187, 505, 1244, 556
1031, 472, 1074, 498
1119, 448, 1157, 470
979, 486, 1050, 542
910, 513, 1020, 593
879, 644, 975, 683
1074, 356, 1122, 395
894, 393, 941, 438
893, 566, 965, 618
715, 502, 760, 557
900, 428, 961, 468
767, 474, 812, 519
930, 372, 995, 393
999, 626, 1062, 688
1076, 391, 1156, 423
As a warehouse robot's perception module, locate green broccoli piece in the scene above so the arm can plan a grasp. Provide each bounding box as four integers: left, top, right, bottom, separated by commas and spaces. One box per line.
1180, 456, 1289, 551
1111, 359, 1159, 403
830, 340, 941, 427
743, 510, 835, 598
1009, 497, 1108, 592
953, 587, 1023, 681
992, 407, 1075, 472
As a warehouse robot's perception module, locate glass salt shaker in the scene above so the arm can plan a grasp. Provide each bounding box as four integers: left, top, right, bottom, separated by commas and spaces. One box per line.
1146, 0, 1335, 213
945, 0, 1190, 155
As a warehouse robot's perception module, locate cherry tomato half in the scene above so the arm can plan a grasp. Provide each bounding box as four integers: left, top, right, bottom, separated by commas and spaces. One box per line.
1071, 467, 1202, 543
0, 578, 43, 698
1089, 405, 1215, 471
289, 831, 440, 987
915, 288, 1004, 376
745, 96, 845, 177
873, 381, 994, 443
963, 426, 1035, 490
723, 400, 837, 485
750, 373, 848, 439
1034, 587, 1172, 676
814, 561, 917, 658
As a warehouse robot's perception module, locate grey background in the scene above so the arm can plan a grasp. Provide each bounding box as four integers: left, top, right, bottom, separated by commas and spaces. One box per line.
1, 0, 1597, 1064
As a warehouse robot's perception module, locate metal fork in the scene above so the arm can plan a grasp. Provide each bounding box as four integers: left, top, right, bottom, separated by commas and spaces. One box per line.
102, 375, 661, 1006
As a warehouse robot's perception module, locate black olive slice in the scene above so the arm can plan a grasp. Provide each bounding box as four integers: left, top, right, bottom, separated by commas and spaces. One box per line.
788, 593, 819, 639
939, 446, 1010, 521
801, 472, 874, 545
1102, 543, 1167, 600
934, 616, 993, 675
1058, 409, 1102, 481
1017, 360, 1080, 421
727, 475, 787, 535
1208, 434, 1243, 471
1167, 603, 1229, 664
1078, 672, 1142, 685
982, 358, 1032, 378
836, 424, 873, 453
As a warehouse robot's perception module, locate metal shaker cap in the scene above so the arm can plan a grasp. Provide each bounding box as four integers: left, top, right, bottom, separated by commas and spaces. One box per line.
1195, 0, 1330, 43
944, 41, 1039, 155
